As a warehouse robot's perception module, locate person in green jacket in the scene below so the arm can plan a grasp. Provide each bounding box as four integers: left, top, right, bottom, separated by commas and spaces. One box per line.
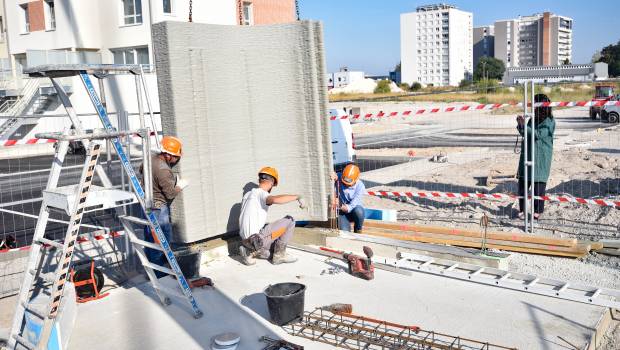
516, 93, 556, 220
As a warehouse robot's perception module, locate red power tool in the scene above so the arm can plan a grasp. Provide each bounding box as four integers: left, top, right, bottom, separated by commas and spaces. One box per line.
321, 246, 375, 280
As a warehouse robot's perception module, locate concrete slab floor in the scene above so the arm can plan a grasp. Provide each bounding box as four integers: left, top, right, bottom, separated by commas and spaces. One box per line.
206, 250, 608, 350
67, 278, 280, 350
60, 249, 610, 350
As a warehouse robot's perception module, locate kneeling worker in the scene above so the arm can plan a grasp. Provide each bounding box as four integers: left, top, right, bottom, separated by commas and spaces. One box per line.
332, 164, 366, 233
140, 136, 189, 278
238, 167, 305, 266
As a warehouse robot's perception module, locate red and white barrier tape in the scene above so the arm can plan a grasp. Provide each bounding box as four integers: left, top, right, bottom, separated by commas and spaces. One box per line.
0, 230, 126, 254
367, 190, 620, 208
1, 132, 158, 147
330, 100, 620, 120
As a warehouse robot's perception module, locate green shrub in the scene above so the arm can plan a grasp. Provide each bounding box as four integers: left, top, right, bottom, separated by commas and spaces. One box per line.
411, 82, 422, 91
374, 79, 391, 94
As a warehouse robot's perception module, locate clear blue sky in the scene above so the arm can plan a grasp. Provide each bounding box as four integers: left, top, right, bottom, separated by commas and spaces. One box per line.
299, 0, 619, 76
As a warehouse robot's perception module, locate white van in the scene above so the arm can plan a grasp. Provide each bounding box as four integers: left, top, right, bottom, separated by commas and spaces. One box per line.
329, 108, 356, 170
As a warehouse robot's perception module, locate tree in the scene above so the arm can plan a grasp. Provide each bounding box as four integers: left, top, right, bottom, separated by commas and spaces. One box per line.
562, 58, 571, 65
473, 57, 505, 81
399, 82, 410, 91
411, 82, 422, 91
596, 40, 620, 77
374, 79, 391, 94
394, 62, 401, 72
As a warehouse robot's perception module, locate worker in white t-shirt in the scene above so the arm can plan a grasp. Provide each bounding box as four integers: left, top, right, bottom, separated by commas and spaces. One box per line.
238, 167, 306, 266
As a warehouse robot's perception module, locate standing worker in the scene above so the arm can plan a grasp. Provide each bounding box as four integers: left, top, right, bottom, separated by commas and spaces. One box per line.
516, 93, 556, 220
238, 167, 306, 266
332, 164, 366, 233
140, 136, 189, 277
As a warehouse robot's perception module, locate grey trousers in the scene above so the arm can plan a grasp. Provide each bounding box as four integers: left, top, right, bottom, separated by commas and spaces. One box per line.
258, 216, 295, 252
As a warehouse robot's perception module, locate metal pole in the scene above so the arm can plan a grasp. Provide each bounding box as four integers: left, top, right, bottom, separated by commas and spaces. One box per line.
135, 75, 152, 209
139, 65, 161, 151
530, 80, 536, 233
522, 82, 529, 232
98, 78, 112, 172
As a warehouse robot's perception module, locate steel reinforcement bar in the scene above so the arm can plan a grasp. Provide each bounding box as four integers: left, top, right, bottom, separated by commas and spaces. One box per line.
285, 309, 517, 350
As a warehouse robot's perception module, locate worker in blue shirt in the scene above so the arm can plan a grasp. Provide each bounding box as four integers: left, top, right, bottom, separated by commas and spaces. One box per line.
331, 164, 366, 233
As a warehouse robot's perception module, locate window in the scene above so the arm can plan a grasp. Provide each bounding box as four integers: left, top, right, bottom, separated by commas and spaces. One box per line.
45, 0, 56, 30
20, 4, 29, 33
163, 0, 172, 14
0, 16, 4, 41
111, 46, 149, 65
122, 0, 142, 25
242, 2, 253, 25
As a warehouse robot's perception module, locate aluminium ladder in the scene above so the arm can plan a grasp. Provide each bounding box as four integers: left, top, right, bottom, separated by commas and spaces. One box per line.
76, 71, 203, 319
9, 65, 204, 350
8, 141, 102, 349
388, 252, 620, 309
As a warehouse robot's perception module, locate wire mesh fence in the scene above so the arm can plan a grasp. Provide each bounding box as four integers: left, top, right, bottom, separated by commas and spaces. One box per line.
336, 82, 620, 238
0, 112, 154, 298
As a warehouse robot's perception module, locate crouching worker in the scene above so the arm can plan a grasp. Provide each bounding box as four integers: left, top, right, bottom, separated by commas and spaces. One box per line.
332, 164, 366, 233
238, 167, 305, 266
140, 136, 189, 278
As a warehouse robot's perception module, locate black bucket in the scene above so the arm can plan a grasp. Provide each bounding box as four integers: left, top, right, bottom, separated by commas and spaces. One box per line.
263, 283, 306, 326
174, 250, 201, 279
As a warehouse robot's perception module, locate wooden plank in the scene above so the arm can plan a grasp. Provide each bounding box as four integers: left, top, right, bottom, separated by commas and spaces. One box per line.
584, 241, 604, 251
365, 220, 578, 248
362, 227, 590, 255
359, 229, 587, 258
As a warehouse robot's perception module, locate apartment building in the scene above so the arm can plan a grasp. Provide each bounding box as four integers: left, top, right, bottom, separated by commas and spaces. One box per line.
494, 12, 572, 68
0, 0, 295, 142
0, 0, 9, 80
3, 0, 295, 76
473, 25, 494, 68
401, 4, 473, 87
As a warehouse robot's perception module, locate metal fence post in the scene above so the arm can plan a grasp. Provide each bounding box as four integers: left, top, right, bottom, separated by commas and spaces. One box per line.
523, 82, 529, 232
529, 80, 536, 233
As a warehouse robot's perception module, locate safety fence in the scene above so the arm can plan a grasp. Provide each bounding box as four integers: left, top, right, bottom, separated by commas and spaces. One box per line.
333, 82, 619, 238
0, 110, 156, 298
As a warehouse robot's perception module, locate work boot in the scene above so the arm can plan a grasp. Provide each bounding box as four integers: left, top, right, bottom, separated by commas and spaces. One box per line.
271, 241, 298, 265
239, 246, 256, 266
256, 248, 270, 260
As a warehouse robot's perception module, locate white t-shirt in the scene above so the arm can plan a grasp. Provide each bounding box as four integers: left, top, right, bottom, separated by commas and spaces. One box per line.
239, 188, 270, 239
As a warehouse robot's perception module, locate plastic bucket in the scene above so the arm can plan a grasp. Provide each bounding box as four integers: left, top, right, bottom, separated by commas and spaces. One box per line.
174, 250, 201, 279
263, 283, 306, 326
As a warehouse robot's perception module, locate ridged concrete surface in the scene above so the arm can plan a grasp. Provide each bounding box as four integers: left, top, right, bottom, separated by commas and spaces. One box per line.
153, 21, 331, 243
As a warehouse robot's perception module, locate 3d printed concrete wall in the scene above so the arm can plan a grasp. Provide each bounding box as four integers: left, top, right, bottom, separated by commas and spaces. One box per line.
152, 21, 331, 243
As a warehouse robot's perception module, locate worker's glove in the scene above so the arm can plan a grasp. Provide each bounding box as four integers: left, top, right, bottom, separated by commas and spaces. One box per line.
297, 195, 308, 210
176, 176, 189, 190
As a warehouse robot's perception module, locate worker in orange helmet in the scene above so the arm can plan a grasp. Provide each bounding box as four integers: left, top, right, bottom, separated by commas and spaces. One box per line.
238, 167, 306, 266
331, 163, 366, 233
139, 136, 189, 277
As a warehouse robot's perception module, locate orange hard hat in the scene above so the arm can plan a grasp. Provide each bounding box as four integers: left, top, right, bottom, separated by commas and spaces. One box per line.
341, 164, 360, 186
161, 136, 182, 157
258, 167, 279, 186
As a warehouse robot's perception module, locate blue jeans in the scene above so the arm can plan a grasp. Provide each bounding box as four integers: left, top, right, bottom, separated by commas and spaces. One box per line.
338, 206, 365, 233
143, 205, 173, 278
